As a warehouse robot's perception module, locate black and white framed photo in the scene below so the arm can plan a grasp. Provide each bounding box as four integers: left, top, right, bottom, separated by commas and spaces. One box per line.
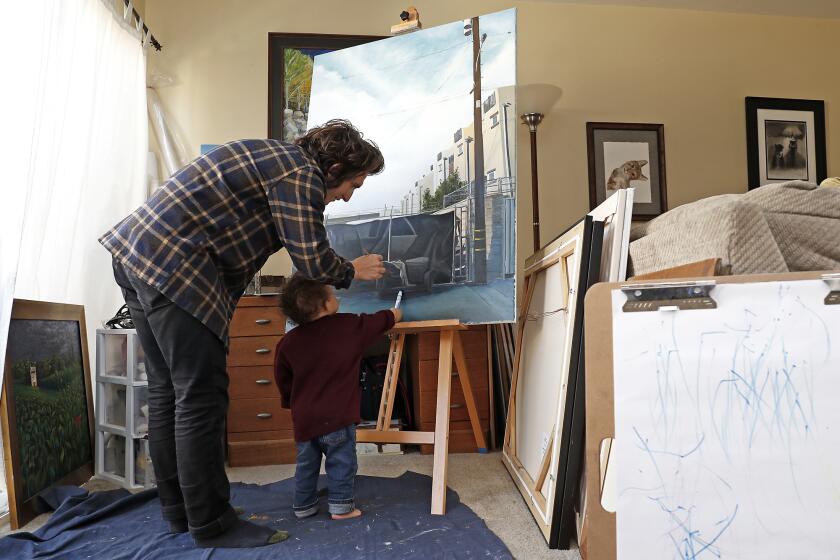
587, 122, 667, 220
745, 97, 826, 189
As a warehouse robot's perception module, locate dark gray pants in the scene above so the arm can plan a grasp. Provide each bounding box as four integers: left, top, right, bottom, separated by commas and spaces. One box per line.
112, 259, 237, 538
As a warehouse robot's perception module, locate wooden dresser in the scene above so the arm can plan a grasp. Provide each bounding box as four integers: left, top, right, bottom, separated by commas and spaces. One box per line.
226, 294, 297, 466
407, 325, 492, 454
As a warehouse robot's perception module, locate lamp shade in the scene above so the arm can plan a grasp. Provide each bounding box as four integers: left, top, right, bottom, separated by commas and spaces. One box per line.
517, 83, 562, 115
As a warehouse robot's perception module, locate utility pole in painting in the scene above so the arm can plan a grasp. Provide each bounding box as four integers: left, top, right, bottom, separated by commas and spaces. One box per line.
465, 16, 487, 285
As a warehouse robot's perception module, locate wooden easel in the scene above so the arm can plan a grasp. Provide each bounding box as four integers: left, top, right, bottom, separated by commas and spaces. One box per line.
356, 319, 487, 515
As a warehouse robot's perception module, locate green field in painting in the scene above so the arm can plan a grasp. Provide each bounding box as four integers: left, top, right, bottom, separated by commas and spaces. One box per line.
10, 360, 91, 501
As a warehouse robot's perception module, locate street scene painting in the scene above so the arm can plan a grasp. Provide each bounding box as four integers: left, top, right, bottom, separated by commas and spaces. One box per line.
308, 9, 517, 324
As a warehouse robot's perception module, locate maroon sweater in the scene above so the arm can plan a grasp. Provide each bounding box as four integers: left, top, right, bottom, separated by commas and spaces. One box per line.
274, 310, 395, 442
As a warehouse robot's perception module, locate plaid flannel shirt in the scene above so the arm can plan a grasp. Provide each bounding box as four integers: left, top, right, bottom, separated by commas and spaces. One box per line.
99, 140, 354, 342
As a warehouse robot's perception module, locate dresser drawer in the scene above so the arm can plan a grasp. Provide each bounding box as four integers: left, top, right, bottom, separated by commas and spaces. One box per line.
229, 366, 279, 399
415, 358, 488, 393
415, 327, 488, 361
228, 336, 279, 367
230, 306, 285, 337
418, 376, 489, 419
419, 390, 490, 424
237, 294, 281, 307
228, 436, 297, 466
419, 424, 491, 455
227, 398, 291, 432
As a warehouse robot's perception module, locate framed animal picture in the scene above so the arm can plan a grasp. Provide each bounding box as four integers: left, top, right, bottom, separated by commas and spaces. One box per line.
745, 97, 827, 189
268, 33, 384, 142
587, 122, 667, 220
1, 299, 95, 529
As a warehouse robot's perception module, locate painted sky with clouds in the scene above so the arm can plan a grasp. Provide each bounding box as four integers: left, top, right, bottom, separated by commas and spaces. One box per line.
308, 9, 516, 217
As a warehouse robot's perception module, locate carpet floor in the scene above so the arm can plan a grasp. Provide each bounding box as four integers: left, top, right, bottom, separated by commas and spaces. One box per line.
1, 451, 581, 559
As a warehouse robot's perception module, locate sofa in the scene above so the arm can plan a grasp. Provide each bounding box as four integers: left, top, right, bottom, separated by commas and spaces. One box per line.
628, 181, 840, 276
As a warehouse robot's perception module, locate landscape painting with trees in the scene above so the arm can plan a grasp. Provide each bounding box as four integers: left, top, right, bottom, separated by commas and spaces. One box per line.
6, 318, 91, 500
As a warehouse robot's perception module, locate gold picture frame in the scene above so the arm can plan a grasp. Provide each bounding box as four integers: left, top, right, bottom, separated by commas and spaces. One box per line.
1, 299, 95, 529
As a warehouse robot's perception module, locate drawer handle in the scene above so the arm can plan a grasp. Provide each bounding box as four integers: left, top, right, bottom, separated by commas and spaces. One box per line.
256, 412, 272, 419
255, 319, 271, 325
255, 348, 270, 354
450, 403, 464, 409
255, 379, 272, 385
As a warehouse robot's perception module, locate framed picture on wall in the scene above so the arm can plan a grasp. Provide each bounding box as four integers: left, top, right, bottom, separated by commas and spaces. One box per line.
1, 299, 95, 529
268, 33, 384, 141
587, 122, 667, 220
745, 97, 827, 189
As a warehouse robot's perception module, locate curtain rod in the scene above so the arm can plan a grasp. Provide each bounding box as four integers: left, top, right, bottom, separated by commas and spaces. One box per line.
123, 0, 162, 51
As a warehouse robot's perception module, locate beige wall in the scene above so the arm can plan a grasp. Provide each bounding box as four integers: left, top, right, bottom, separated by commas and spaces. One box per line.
143, 0, 839, 277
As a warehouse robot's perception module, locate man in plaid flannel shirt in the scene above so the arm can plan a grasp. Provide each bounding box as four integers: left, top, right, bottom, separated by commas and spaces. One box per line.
101, 120, 386, 548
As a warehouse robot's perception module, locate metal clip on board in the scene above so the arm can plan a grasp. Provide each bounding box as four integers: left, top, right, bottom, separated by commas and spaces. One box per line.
823, 273, 840, 305
620, 280, 717, 312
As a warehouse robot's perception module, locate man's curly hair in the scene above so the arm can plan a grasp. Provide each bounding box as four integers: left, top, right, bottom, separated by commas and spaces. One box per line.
280, 274, 332, 325
296, 119, 384, 185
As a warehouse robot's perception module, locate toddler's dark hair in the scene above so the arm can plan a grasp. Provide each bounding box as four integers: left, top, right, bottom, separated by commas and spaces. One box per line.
280, 274, 331, 325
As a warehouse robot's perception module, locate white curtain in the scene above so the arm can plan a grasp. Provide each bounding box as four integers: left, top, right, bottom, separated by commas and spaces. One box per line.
0, 0, 148, 393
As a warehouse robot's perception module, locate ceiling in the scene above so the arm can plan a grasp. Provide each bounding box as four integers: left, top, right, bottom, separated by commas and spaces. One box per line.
537, 0, 840, 19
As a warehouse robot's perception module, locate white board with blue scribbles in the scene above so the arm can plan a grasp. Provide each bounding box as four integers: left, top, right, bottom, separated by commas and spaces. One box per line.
611, 279, 840, 559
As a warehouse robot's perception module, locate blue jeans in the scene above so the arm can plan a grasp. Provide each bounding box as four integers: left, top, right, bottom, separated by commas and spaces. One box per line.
294, 425, 357, 517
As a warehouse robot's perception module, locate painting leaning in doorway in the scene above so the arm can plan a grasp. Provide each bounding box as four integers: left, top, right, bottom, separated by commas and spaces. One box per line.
307, 9, 517, 324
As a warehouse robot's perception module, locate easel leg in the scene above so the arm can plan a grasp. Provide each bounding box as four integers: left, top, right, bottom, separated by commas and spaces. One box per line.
382, 334, 404, 430
376, 334, 404, 431
430, 330, 454, 515
487, 325, 495, 450
453, 331, 487, 453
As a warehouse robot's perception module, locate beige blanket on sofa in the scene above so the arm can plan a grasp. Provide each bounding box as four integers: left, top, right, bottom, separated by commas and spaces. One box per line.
628, 181, 840, 276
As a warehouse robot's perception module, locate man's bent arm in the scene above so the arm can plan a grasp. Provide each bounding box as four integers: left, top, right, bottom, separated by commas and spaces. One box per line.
268, 167, 355, 288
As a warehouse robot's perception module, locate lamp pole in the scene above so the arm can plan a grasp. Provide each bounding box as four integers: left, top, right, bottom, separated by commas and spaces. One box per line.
467, 16, 487, 284
522, 112, 544, 252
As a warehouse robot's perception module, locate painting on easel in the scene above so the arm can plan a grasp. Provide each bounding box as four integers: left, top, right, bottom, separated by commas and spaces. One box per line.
308, 9, 518, 325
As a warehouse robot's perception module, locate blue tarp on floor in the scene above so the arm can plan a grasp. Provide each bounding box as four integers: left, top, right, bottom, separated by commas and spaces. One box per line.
0, 471, 512, 559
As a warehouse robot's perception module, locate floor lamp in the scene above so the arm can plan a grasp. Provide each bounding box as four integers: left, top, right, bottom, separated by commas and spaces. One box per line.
518, 83, 561, 253
522, 112, 544, 252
